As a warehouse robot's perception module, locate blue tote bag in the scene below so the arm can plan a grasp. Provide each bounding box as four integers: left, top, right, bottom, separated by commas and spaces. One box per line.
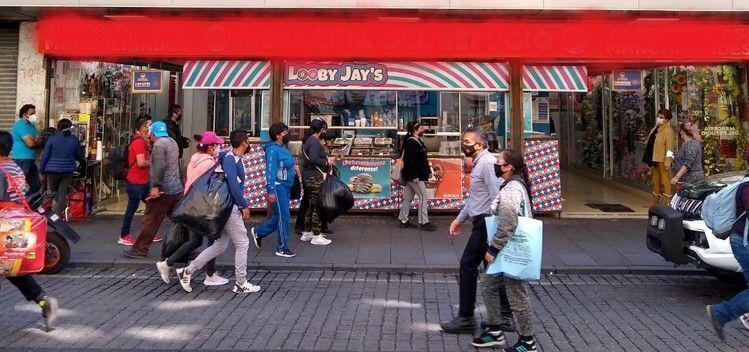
485, 193, 543, 280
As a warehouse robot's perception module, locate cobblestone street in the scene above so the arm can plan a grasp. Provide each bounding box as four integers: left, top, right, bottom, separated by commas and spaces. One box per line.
0, 267, 747, 352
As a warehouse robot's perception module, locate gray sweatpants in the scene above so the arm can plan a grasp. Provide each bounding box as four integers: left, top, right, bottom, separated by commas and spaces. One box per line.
398, 180, 429, 224
483, 274, 533, 336
186, 207, 250, 284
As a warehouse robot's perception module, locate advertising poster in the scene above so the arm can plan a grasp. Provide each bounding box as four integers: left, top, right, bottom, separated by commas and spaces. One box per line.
611, 70, 642, 91
131, 70, 163, 93
336, 158, 391, 198
427, 158, 463, 199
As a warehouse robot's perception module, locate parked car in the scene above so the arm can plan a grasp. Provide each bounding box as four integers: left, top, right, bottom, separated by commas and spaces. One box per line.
646, 171, 744, 280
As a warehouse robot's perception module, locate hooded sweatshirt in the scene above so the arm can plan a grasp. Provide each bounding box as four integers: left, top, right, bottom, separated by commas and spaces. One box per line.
488, 174, 531, 257
264, 141, 296, 194
184, 152, 217, 194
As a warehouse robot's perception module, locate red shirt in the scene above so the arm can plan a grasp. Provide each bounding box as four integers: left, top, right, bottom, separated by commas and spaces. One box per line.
126, 136, 150, 185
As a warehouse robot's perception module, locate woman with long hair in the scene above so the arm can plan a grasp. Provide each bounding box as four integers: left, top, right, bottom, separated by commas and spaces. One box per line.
299, 119, 334, 246
39, 118, 85, 215
473, 149, 537, 352
671, 121, 704, 186
398, 120, 436, 231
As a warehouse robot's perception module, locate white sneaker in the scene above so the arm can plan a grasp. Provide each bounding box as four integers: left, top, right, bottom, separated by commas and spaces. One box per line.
311, 235, 332, 246
156, 261, 171, 284
740, 313, 749, 330
232, 281, 261, 293
203, 273, 230, 286
300, 231, 314, 242
176, 268, 192, 293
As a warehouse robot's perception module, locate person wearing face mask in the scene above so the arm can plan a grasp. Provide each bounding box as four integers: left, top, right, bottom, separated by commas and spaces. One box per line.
642, 108, 676, 207
162, 104, 191, 159
156, 131, 229, 287
398, 121, 436, 231
298, 119, 334, 246
250, 122, 297, 258
39, 118, 85, 216
10, 104, 42, 196
294, 131, 333, 237
442, 127, 510, 334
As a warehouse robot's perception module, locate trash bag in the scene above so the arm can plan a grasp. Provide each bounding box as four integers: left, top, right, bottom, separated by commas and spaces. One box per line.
290, 176, 302, 201
160, 223, 190, 261
172, 165, 233, 240
320, 175, 354, 221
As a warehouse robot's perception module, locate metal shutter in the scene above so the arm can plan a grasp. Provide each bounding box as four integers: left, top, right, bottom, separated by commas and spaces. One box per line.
0, 24, 18, 131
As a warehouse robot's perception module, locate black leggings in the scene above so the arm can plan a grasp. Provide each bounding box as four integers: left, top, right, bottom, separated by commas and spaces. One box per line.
166, 231, 216, 276
6, 275, 44, 302
46, 172, 73, 216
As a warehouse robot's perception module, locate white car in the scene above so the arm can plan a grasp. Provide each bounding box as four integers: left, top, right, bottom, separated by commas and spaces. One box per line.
646, 171, 744, 279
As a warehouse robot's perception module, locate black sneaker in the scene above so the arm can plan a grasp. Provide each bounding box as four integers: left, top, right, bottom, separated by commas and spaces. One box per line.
505, 338, 537, 352
481, 321, 516, 333
440, 316, 476, 334
399, 220, 417, 229
706, 305, 725, 341
419, 222, 437, 231
275, 249, 296, 258
39, 296, 59, 332
250, 227, 262, 249
472, 331, 506, 348
122, 248, 146, 259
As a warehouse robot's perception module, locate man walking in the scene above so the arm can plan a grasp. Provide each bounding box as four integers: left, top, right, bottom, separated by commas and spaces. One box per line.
441, 128, 513, 334
10, 104, 41, 195
163, 104, 190, 159
123, 121, 182, 258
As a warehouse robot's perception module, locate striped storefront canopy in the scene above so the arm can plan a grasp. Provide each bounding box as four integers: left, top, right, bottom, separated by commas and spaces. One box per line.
183, 61, 271, 89
522, 65, 588, 92
285, 62, 510, 91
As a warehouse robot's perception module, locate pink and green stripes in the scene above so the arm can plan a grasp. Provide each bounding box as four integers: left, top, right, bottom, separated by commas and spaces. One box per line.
183, 61, 271, 89
383, 62, 509, 90
522, 65, 587, 92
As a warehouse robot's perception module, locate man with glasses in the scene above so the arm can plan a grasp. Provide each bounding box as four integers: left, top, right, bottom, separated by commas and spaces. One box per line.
441, 127, 513, 334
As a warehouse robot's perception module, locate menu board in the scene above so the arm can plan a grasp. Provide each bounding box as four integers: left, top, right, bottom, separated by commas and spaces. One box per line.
336, 158, 392, 198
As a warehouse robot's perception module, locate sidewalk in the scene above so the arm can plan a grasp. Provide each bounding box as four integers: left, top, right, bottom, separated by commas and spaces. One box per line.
66, 213, 703, 275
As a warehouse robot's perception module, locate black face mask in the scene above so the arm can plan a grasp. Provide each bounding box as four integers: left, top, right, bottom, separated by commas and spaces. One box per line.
494, 164, 503, 178
281, 134, 291, 145
462, 144, 478, 157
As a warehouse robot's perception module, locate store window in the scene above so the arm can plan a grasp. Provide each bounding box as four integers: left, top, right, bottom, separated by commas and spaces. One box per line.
207, 89, 269, 137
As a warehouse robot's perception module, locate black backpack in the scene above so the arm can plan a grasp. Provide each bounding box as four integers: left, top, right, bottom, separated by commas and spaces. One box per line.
109, 139, 134, 181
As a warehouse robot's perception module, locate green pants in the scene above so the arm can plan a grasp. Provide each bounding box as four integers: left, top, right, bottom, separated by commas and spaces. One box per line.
303, 175, 325, 236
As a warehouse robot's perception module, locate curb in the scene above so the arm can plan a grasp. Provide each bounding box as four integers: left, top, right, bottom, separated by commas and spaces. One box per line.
65, 260, 709, 276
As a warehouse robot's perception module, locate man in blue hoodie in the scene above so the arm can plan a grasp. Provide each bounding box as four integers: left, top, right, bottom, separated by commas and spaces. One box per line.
251, 122, 296, 258
176, 129, 259, 294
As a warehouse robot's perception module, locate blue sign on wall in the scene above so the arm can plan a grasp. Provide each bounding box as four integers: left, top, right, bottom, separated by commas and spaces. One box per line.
132, 70, 163, 93
612, 70, 642, 91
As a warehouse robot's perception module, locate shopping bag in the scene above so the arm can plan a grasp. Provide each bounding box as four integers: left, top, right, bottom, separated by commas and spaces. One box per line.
320, 174, 354, 221
172, 162, 233, 240
486, 197, 543, 280
290, 176, 302, 201
68, 190, 87, 220
390, 158, 403, 184
0, 166, 47, 276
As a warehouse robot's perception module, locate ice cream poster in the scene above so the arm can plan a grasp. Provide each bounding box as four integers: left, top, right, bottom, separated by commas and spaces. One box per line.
336, 158, 391, 198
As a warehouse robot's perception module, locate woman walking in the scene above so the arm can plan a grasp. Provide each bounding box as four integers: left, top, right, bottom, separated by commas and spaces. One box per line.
39, 118, 85, 216
156, 131, 229, 287
299, 119, 333, 246
398, 121, 436, 231
474, 149, 537, 352
671, 121, 704, 186
251, 122, 297, 258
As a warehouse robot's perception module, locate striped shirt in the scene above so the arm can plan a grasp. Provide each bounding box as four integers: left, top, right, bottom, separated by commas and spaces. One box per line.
0, 160, 28, 203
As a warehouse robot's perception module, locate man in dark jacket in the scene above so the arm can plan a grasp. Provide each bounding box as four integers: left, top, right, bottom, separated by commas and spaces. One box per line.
163, 104, 190, 159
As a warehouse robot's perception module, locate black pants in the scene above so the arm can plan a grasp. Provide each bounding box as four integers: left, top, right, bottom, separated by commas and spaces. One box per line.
459, 214, 511, 318
294, 184, 329, 233
6, 275, 44, 302
46, 172, 73, 216
166, 231, 216, 276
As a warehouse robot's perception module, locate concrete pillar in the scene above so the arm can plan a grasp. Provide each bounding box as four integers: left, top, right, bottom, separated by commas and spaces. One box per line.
15, 22, 48, 127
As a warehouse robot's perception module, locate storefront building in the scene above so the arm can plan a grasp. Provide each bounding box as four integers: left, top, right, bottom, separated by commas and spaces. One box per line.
6, 7, 749, 216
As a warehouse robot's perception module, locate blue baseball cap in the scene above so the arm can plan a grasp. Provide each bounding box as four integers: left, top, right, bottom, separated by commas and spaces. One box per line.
150, 121, 168, 137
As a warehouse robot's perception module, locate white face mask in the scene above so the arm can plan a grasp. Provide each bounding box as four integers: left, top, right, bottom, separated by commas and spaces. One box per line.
27, 114, 38, 124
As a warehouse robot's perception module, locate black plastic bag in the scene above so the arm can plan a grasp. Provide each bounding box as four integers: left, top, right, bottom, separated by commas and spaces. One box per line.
172, 165, 232, 240
290, 177, 302, 200
161, 223, 189, 261
320, 175, 354, 221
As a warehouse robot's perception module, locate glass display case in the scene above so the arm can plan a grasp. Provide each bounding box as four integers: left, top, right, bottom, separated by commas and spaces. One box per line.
207, 89, 269, 138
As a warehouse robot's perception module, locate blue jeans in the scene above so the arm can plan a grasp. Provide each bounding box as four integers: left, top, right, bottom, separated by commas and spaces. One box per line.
120, 182, 149, 237
13, 159, 40, 196
712, 234, 749, 325
256, 184, 291, 252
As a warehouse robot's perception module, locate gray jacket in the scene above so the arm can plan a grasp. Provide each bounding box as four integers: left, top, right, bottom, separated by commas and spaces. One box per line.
488, 175, 530, 256
150, 137, 183, 195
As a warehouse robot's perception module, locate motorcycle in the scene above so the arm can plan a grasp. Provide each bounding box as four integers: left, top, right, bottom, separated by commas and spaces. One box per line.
25, 192, 80, 274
